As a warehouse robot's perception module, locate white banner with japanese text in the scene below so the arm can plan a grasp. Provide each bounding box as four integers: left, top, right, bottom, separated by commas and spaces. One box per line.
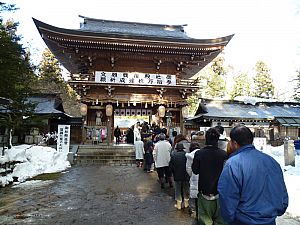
95, 71, 176, 86
57, 125, 71, 154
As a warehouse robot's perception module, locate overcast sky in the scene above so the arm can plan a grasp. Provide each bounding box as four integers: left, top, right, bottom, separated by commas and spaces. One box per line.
3, 0, 300, 97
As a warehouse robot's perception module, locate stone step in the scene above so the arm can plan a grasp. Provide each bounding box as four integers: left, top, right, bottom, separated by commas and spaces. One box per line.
76, 153, 135, 159
76, 155, 135, 159
78, 152, 135, 156
77, 145, 134, 153
75, 144, 136, 165
78, 144, 134, 150
75, 159, 136, 166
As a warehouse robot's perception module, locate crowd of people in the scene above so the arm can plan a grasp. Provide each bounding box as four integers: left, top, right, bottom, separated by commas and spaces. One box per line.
125, 122, 289, 225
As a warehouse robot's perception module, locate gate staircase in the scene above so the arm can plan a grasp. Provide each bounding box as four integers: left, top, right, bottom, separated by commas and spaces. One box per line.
74, 144, 136, 165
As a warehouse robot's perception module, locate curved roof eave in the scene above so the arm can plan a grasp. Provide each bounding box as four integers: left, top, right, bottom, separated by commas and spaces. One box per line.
33, 18, 234, 47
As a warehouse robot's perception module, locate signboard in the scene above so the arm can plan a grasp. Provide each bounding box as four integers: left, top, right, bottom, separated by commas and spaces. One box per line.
95, 71, 176, 86
57, 125, 71, 154
253, 137, 267, 151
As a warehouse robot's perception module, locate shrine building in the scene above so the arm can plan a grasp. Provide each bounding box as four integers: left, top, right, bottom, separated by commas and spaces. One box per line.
33, 16, 233, 144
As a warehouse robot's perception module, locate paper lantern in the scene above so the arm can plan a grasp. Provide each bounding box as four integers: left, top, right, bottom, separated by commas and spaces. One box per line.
158, 105, 166, 117
106, 104, 113, 117
80, 104, 87, 116
181, 106, 189, 118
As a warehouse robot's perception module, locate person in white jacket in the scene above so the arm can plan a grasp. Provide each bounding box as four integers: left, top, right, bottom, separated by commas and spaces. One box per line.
153, 133, 172, 189
186, 142, 201, 220
134, 139, 144, 167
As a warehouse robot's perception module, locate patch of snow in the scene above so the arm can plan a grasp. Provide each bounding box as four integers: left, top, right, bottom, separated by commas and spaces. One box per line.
0, 145, 70, 186
234, 96, 278, 105
247, 111, 258, 115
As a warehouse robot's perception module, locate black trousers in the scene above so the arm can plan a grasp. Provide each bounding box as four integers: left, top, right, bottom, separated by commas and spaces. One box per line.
116, 136, 120, 144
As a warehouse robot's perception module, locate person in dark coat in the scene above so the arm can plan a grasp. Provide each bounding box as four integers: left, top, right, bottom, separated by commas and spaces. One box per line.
169, 143, 190, 210
126, 127, 134, 144
144, 140, 154, 172
192, 127, 227, 225
114, 126, 121, 144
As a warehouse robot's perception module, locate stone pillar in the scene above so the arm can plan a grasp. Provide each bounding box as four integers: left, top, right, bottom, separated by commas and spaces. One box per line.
284, 140, 295, 167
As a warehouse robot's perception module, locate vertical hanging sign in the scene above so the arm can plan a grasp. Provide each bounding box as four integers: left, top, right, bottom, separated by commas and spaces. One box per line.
57, 125, 71, 154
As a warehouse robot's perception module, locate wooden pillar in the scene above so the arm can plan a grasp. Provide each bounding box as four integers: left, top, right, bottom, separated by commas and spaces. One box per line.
180, 108, 185, 135
82, 116, 87, 144
80, 103, 88, 144
107, 116, 112, 145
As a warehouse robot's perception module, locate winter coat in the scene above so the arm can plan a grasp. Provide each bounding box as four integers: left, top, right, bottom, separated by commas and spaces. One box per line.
218, 144, 289, 225
144, 141, 154, 165
169, 150, 190, 182
185, 149, 200, 198
126, 129, 134, 144
134, 140, 144, 160
134, 127, 141, 143
153, 140, 172, 168
192, 145, 227, 196
114, 128, 121, 137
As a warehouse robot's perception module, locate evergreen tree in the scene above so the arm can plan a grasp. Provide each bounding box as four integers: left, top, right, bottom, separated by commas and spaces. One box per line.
186, 93, 200, 116
38, 48, 63, 83
0, 5, 37, 148
253, 61, 274, 98
293, 69, 300, 101
205, 56, 227, 98
37, 48, 81, 117
230, 72, 251, 100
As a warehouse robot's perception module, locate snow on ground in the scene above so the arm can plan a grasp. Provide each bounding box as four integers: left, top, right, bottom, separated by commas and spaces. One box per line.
264, 145, 300, 218
0, 145, 70, 187
0, 144, 299, 217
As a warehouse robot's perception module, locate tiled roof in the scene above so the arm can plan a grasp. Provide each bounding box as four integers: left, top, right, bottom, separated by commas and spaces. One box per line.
79, 16, 190, 39
27, 96, 65, 115
0, 95, 68, 116
193, 100, 300, 120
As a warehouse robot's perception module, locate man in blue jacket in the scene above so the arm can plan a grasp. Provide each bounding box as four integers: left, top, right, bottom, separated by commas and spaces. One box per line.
218, 125, 288, 225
